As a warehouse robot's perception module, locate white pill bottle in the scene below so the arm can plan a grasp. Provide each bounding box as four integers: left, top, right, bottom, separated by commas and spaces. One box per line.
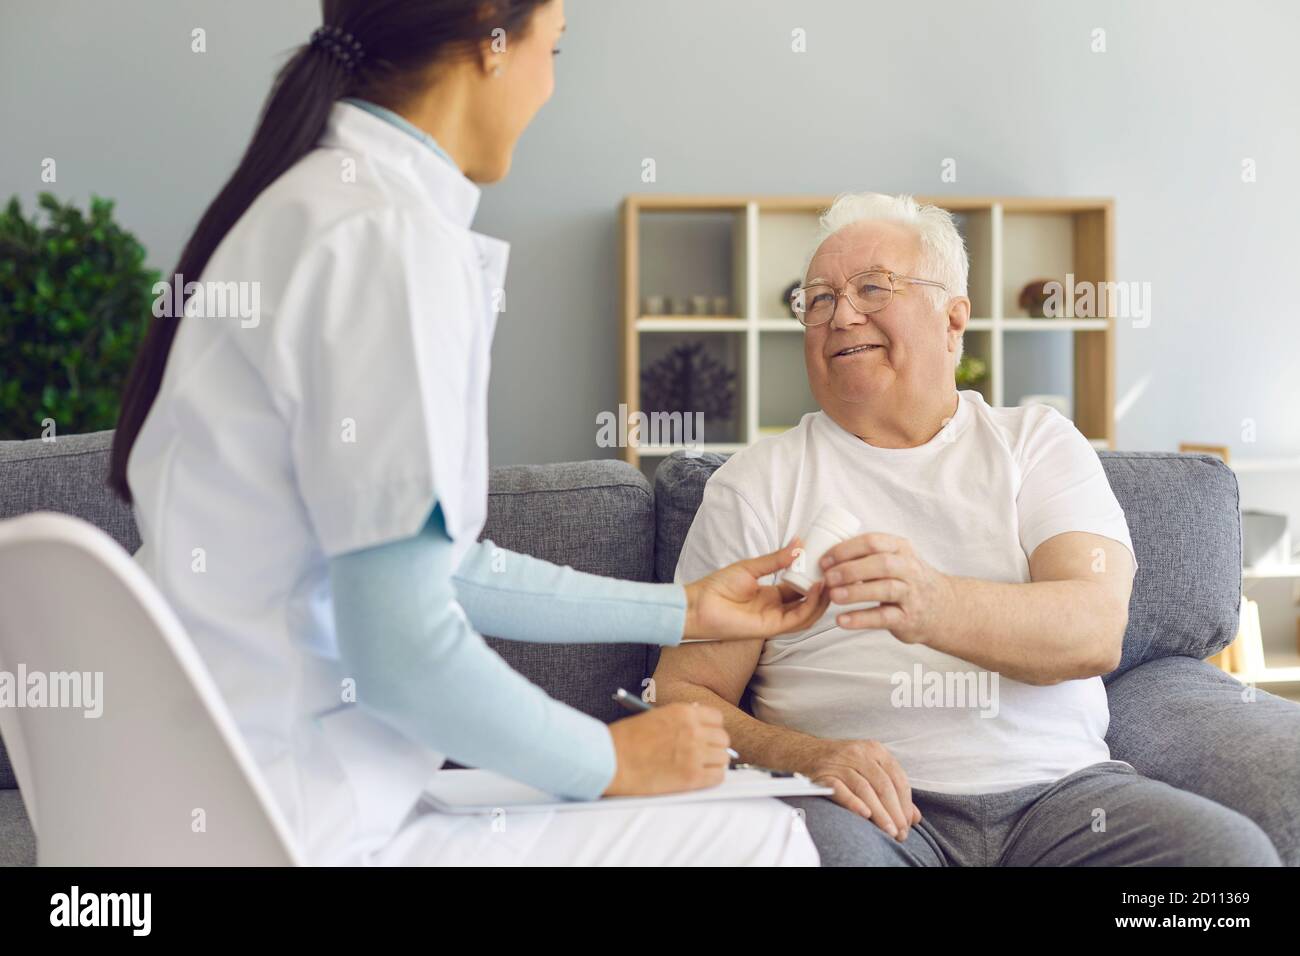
782, 504, 862, 594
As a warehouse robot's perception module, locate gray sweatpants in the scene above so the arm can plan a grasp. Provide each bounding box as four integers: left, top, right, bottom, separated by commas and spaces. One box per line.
783, 760, 1281, 866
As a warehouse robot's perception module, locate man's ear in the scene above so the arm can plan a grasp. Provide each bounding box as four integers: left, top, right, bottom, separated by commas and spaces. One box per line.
947, 296, 971, 351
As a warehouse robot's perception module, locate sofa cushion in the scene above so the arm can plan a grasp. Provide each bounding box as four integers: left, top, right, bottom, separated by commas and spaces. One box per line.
0, 739, 14, 793
475, 460, 660, 724
654, 452, 733, 586
653, 450, 1243, 682
1105, 655, 1300, 865
0, 790, 35, 866
1097, 452, 1243, 675
0, 431, 138, 555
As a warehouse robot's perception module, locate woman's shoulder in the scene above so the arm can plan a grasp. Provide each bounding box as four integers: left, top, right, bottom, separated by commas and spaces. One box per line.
204, 153, 468, 299
252, 151, 455, 249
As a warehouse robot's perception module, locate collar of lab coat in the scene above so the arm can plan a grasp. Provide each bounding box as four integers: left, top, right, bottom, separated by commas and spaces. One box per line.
320, 101, 510, 315
320, 100, 483, 230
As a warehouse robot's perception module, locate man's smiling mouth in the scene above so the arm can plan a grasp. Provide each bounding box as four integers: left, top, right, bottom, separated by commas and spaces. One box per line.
832, 344, 883, 358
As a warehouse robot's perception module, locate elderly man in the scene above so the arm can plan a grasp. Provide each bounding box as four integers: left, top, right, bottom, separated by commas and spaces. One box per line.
653, 192, 1280, 867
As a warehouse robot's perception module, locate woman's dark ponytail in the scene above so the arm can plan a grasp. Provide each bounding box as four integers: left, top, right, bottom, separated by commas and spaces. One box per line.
108, 0, 549, 502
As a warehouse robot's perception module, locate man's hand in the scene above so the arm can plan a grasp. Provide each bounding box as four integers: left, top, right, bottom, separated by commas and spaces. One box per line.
820, 532, 955, 645
682, 540, 831, 642
789, 737, 922, 841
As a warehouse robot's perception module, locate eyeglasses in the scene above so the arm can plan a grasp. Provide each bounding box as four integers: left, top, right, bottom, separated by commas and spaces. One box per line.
790, 270, 948, 328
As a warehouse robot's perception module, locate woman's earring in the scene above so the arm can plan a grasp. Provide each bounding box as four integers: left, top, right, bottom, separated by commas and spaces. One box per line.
492, 64, 503, 77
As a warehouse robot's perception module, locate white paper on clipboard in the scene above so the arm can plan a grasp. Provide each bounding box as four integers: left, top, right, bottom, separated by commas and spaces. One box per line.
421, 767, 832, 815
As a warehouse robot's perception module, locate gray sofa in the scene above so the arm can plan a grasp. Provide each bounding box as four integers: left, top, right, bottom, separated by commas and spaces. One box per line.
1, 432, 1297, 866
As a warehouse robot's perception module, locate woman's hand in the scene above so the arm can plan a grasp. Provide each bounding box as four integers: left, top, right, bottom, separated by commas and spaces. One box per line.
604, 702, 731, 796
682, 541, 830, 641
820, 532, 956, 645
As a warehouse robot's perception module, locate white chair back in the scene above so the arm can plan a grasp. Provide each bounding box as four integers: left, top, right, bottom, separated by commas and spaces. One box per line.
0, 512, 300, 865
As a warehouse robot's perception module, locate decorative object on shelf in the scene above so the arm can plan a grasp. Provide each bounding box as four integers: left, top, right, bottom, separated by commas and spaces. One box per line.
0, 192, 159, 438
640, 341, 736, 441
1018, 278, 1060, 318
1018, 393, 1072, 419
642, 294, 665, 315
670, 296, 689, 315
954, 354, 987, 389
781, 279, 802, 319
711, 294, 730, 316
690, 294, 710, 315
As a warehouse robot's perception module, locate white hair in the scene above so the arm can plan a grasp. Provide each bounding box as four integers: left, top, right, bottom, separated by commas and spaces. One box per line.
806, 192, 969, 362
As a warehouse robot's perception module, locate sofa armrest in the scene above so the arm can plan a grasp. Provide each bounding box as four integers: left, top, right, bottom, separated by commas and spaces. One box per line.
1105, 655, 1300, 865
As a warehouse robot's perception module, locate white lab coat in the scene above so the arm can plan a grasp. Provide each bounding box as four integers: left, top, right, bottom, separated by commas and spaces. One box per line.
129, 102, 817, 866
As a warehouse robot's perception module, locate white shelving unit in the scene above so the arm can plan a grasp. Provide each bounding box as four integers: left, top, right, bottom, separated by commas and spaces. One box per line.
621, 195, 1116, 473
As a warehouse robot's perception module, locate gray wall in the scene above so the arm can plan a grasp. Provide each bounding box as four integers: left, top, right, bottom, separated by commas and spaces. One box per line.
3, 0, 1298, 475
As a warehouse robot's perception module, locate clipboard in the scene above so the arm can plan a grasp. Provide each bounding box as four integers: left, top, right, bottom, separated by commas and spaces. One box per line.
421, 767, 832, 815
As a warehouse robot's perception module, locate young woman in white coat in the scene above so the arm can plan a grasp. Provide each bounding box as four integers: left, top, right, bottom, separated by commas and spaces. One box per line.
109, 0, 829, 865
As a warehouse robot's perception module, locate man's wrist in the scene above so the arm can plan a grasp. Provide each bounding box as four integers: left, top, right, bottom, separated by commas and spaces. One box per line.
740, 723, 823, 775
681, 581, 699, 641
925, 572, 965, 651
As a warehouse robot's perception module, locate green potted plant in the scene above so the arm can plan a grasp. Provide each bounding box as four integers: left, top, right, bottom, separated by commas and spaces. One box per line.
955, 354, 987, 390
0, 192, 159, 438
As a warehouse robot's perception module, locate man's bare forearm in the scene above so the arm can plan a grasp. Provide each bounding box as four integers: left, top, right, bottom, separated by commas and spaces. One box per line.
653, 679, 822, 771
925, 577, 1127, 685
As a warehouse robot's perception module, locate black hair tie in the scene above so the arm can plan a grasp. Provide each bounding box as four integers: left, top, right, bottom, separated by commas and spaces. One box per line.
310, 24, 366, 74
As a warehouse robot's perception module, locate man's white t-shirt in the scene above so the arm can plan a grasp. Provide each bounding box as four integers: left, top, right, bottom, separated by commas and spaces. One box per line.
674, 390, 1138, 795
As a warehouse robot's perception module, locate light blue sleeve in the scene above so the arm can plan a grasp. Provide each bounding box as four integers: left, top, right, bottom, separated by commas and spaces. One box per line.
453, 538, 686, 647
329, 506, 616, 800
